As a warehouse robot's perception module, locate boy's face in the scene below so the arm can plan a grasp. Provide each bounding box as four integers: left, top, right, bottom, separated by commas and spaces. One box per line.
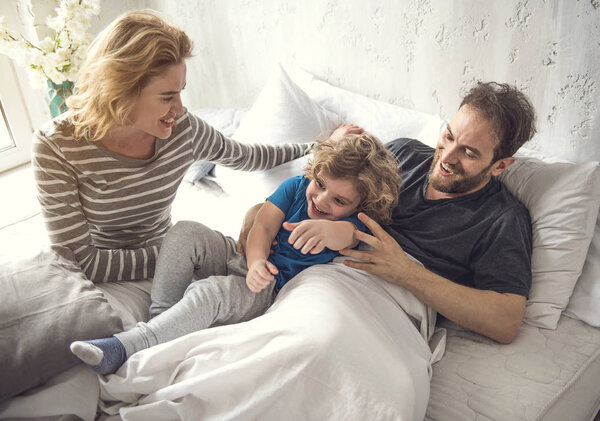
305, 173, 361, 221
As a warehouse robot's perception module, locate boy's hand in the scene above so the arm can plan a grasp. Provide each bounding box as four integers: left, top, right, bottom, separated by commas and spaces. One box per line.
246, 259, 278, 293
283, 220, 331, 255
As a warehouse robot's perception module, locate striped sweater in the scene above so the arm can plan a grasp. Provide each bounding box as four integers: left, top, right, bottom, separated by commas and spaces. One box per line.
32, 111, 312, 283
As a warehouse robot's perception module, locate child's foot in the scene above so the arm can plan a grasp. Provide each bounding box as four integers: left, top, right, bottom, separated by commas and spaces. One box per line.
70, 337, 126, 375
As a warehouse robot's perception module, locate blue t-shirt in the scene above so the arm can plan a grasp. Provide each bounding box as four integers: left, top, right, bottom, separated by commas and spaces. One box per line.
266, 175, 365, 293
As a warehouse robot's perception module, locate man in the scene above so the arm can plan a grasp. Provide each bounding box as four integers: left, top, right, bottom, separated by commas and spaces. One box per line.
341, 81, 536, 344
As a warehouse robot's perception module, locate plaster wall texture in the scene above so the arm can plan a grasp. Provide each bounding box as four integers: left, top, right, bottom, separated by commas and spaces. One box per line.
26, 0, 600, 162
166, 0, 600, 163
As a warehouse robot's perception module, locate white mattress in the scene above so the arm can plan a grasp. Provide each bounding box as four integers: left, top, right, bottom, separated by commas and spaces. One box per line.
2, 107, 599, 421
426, 317, 600, 421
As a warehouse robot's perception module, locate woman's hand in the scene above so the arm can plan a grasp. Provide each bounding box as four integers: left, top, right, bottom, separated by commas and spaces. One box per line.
329, 124, 363, 142
246, 259, 278, 293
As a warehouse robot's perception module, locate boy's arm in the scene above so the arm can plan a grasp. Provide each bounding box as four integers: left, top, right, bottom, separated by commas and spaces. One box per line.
284, 219, 359, 254
236, 203, 264, 254
245, 201, 286, 292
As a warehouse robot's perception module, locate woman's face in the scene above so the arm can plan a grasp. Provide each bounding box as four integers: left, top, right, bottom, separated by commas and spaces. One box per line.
129, 62, 187, 140
305, 173, 361, 221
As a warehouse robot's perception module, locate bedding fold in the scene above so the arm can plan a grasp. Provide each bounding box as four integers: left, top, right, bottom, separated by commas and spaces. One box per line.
98, 261, 438, 421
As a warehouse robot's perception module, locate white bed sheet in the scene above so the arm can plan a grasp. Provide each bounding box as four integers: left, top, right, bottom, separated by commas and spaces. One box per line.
97, 261, 437, 421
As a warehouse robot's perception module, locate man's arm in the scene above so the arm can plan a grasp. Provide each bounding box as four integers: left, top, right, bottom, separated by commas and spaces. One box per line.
340, 213, 525, 344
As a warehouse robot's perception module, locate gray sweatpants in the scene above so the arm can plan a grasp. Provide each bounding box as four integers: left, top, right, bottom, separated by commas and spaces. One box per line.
115, 221, 275, 358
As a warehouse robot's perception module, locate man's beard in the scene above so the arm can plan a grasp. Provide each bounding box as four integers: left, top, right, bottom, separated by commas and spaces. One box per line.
428, 149, 493, 194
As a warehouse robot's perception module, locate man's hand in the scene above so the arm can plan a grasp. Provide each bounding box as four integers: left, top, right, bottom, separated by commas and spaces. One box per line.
329, 124, 363, 142
340, 212, 420, 284
341, 212, 526, 344
246, 259, 278, 293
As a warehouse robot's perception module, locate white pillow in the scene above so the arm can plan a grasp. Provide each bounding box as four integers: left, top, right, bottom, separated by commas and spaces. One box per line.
285, 64, 445, 145
214, 64, 342, 201
565, 199, 600, 327
499, 149, 600, 329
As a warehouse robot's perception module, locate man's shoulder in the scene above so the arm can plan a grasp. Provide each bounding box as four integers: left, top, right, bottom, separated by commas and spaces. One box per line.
385, 138, 433, 181
385, 137, 429, 154
486, 178, 531, 225
385, 137, 434, 162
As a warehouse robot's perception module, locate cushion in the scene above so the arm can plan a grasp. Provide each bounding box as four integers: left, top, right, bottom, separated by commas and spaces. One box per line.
499, 149, 600, 329
564, 198, 600, 327
214, 64, 343, 200
285, 64, 445, 144
0, 248, 123, 402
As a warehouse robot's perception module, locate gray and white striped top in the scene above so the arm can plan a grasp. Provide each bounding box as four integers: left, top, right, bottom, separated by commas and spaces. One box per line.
32, 111, 312, 283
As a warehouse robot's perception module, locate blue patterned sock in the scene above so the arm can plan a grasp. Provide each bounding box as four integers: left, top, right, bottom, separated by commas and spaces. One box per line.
70, 337, 126, 375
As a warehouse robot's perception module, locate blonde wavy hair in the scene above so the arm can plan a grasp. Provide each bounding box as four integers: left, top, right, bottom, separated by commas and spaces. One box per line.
305, 132, 402, 225
67, 10, 193, 142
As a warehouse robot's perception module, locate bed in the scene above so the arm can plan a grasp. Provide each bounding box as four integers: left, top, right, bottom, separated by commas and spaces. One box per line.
1, 64, 599, 421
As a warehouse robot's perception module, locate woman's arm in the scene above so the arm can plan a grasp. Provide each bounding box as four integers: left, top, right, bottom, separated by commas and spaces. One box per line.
189, 114, 312, 171
245, 201, 285, 292
283, 220, 358, 254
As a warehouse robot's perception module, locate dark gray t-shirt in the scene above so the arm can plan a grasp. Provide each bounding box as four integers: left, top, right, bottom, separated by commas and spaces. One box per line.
385, 138, 532, 297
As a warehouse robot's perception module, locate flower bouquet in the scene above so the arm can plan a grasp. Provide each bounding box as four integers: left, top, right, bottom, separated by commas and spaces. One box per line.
0, 0, 100, 116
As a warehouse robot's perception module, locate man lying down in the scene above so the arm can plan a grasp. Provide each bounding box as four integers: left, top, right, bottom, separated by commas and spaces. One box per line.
93, 81, 535, 420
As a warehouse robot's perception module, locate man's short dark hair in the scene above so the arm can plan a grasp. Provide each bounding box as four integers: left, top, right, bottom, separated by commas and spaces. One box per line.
461, 82, 537, 160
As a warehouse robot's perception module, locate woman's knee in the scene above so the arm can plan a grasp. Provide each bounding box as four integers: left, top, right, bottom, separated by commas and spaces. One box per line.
166, 221, 221, 247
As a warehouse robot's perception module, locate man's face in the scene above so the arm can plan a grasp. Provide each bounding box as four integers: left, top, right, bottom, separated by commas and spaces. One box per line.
428, 105, 511, 199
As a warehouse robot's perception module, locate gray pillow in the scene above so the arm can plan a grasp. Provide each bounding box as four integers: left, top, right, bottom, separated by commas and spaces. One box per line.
0, 248, 123, 402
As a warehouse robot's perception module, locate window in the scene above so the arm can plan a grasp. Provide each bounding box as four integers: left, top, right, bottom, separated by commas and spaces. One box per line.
0, 55, 34, 172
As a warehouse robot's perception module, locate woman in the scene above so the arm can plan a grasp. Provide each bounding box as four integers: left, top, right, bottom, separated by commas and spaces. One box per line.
31, 10, 314, 283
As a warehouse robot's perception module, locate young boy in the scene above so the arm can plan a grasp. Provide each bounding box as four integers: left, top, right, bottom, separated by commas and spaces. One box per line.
71, 132, 402, 374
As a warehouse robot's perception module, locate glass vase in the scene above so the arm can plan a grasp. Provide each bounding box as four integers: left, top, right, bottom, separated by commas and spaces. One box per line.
44, 80, 73, 118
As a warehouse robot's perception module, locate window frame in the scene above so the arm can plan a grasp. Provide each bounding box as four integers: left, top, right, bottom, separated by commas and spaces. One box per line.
0, 56, 34, 172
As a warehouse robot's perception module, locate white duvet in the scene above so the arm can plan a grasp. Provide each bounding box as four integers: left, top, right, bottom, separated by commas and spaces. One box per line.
98, 259, 442, 421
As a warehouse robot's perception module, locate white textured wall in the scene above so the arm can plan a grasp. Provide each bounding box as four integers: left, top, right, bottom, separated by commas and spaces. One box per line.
25, 0, 600, 162
163, 0, 599, 163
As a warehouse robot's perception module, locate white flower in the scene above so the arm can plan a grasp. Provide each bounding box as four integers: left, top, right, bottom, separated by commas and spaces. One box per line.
0, 0, 101, 90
